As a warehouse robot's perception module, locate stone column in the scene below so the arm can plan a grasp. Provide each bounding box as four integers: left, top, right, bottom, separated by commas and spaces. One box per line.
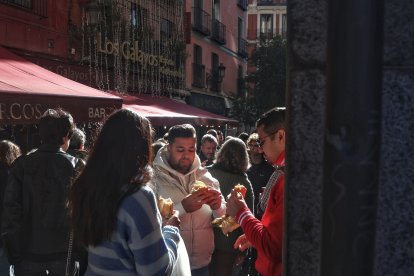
285, 0, 414, 275
284, 0, 327, 275
375, 0, 414, 275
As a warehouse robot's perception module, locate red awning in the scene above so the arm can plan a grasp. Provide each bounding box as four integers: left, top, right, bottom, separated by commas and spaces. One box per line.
122, 94, 239, 127
0, 46, 122, 124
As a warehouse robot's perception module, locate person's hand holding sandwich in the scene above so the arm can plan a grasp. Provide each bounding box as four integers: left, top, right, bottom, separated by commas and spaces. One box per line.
182, 180, 222, 212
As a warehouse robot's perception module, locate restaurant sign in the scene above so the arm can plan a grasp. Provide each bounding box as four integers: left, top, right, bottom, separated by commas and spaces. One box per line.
0, 98, 119, 125
96, 32, 184, 78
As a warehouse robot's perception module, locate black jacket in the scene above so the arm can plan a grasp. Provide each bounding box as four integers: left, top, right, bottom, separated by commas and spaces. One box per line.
246, 160, 275, 214
0, 163, 10, 248
1, 144, 84, 264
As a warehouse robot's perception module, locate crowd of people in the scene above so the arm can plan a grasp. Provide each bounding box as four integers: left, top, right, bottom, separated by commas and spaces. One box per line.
0, 106, 286, 276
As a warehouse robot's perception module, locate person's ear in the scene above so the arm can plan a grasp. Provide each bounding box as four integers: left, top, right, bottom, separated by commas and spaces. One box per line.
279, 130, 286, 141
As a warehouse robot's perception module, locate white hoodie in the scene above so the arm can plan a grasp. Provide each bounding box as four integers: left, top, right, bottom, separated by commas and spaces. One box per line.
152, 145, 226, 270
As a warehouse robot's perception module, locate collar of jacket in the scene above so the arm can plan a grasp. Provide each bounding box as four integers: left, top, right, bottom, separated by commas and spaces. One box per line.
38, 144, 65, 153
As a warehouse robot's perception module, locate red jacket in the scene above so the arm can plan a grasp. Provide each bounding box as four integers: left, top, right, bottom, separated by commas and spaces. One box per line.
236, 151, 285, 276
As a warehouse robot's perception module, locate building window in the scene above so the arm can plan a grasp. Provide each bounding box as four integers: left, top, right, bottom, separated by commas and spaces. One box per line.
194, 0, 203, 8
237, 17, 247, 57
212, 0, 220, 20
161, 18, 174, 39
282, 14, 287, 37
193, 45, 205, 88
2, 0, 31, 8
209, 53, 221, 92
0, 0, 47, 17
260, 14, 273, 37
131, 3, 148, 31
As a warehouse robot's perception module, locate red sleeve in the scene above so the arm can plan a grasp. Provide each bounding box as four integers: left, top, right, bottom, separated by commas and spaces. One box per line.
236, 176, 284, 262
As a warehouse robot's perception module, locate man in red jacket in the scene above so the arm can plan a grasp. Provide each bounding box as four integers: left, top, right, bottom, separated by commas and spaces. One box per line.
227, 107, 286, 276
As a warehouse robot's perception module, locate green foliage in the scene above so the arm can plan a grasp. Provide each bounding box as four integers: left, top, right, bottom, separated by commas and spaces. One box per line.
229, 97, 260, 128
248, 34, 286, 114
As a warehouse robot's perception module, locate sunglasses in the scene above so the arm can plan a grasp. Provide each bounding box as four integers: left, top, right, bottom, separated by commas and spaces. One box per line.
257, 129, 282, 148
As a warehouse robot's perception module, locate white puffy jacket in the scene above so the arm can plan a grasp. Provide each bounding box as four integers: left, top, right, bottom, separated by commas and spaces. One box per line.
152, 145, 226, 269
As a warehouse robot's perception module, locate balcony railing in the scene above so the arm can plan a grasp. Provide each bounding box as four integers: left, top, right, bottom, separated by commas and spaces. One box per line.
0, 0, 47, 17
192, 63, 205, 88
238, 37, 248, 58
259, 32, 275, 40
211, 19, 226, 45
257, 0, 287, 6
237, 0, 248, 11
208, 69, 222, 92
192, 7, 211, 36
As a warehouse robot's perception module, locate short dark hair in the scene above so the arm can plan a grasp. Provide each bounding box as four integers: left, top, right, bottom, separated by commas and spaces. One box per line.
201, 134, 218, 145
167, 124, 196, 144
39, 108, 75, 145
206, 129, 218, 139
256, 107, 286, 135
152, 140, 166, 157
69, 128, 86, 150
237, 132, 249, 143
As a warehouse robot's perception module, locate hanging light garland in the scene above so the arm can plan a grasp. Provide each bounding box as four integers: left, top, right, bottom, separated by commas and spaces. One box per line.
81, 0, 185, 95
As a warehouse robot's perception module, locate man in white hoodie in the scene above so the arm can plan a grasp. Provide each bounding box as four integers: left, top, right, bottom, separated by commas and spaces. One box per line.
153, 124, 226, 276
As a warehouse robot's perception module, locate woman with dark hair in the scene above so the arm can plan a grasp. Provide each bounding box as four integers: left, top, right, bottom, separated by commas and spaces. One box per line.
207, 138, 254, 276
68, 109, 182, 275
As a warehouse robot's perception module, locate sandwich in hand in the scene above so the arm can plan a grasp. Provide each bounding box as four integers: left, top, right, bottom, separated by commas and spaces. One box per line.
234, 184, 247, 198
157, 196, 174, 219
212, 184, 247, 236
212, 215, 240, 236
191, 180, 208, 193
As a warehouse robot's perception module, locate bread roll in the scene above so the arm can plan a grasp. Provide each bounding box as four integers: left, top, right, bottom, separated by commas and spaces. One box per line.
212, 215, 240, 236
191, 180, 208, 193
212, 184, 247, 235
234, 184, 247, 198
158, 196, 173, 219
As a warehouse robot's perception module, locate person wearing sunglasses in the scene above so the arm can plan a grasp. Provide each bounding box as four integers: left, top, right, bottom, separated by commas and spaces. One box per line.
226, 107, 286, 276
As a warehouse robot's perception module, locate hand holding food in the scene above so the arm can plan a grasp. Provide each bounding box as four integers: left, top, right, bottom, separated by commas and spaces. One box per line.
226, 189, 248, 217
204, 189, 222, 210
157, 196, 174, 219
165, 210, 180, 228
191, 180, 208, 193
182, 182, 209, 213
212, 215, 240, 236
212, 184, 247, 235
234, 184, 247, 198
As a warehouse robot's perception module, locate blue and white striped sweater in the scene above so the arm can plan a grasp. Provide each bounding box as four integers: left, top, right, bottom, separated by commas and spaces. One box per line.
86, 185, 179, 276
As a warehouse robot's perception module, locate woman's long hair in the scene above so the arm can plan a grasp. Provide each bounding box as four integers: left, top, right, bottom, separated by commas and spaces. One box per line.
214, 137, 250, 173
68, 109, 153, 247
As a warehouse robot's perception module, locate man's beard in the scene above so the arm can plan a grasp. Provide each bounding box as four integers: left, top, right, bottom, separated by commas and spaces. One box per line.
172, 159, 192, 174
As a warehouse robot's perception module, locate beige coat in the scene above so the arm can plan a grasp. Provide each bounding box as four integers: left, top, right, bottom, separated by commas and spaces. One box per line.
152, 145, 226, 270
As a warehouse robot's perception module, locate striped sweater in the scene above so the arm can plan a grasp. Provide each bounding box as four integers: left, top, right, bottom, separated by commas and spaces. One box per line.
86, 185, 180, 276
